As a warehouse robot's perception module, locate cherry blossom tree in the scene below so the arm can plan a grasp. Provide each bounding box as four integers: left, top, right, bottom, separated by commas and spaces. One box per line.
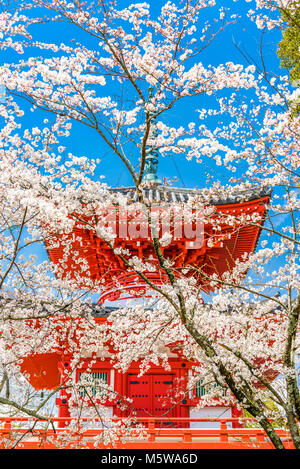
0, 0, 299, 449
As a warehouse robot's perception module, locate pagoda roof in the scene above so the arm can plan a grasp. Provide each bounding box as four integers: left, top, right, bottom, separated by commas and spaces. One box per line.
110, 184, 272, 206
45, 183, 271, 302
86, 298, 284, 317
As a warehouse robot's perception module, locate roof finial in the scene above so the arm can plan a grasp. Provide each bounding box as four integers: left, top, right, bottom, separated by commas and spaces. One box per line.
143, 86, 161, 184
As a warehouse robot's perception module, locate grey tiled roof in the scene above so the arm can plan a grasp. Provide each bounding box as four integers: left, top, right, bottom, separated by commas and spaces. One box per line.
89, 305, 118, 317
111, 184, 271, 205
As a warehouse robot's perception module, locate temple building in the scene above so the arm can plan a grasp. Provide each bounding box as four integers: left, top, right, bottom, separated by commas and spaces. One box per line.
19, 119, 272, 431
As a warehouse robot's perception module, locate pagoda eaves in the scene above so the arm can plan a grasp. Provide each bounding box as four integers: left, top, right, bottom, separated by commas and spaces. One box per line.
46, 184, 271, 302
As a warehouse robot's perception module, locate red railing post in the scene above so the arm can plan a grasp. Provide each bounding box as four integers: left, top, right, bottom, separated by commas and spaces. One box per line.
241, 434, 252, 447
148, 419, 156, 443
4, 419, 11, 432
255, 431, 265, 447
183, 431, 192, 443
220, 420, 228, 444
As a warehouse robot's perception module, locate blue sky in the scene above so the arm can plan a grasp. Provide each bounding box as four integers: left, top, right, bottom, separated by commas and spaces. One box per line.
1, 0, 286, 190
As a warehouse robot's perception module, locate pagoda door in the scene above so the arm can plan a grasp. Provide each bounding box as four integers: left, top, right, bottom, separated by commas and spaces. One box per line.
127, 373, 181, 427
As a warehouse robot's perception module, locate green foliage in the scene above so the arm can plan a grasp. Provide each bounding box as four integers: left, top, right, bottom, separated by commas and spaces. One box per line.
277, 3, 300, 115
277, 5, 300, 84
243, 398, 286, 429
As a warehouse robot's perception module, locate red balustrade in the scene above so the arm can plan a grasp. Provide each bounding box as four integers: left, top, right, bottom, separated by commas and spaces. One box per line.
0, 416, 294, 449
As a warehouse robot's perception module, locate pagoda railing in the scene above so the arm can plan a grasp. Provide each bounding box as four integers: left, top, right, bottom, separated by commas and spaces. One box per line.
0, 416, 294, 449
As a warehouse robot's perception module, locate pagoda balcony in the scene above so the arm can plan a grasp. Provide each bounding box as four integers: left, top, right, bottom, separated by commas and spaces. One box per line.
0, 417, 294, 449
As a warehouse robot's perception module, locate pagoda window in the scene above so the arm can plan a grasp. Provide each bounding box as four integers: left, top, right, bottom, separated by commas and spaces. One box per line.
78, 371, 108, 398
195, 379, 220, 398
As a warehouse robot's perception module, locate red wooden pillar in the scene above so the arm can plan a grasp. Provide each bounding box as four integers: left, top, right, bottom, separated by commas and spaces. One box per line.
57, 358, 72, 428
